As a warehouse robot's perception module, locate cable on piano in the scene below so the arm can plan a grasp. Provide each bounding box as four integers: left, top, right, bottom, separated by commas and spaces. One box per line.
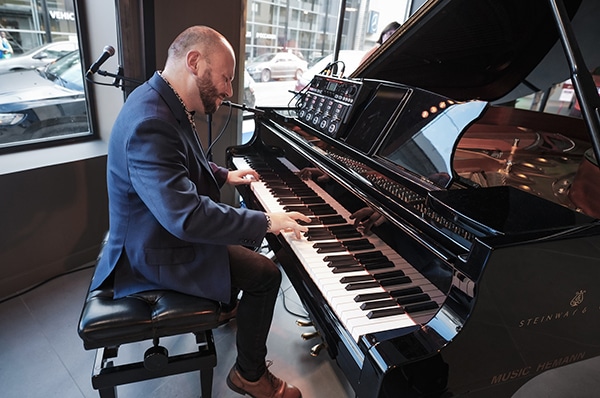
321, 60, 346, 78
288, 60, 348, 108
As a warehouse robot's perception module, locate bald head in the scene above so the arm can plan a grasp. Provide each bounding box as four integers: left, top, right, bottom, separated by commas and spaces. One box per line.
166, 26, 234, 66
162, 25, 236, 115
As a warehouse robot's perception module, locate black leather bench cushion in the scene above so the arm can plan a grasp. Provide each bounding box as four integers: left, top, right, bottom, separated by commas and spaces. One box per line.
78, 286, 222, 350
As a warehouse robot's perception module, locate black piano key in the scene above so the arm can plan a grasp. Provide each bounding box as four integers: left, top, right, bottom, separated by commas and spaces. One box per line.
318, 247, 347, 254
339, 275, 374, 283
367, 307, 405, 319
326, 258, 359, 267
323, 254, 354, 262
301, 197, 326, 204
354, 251, 385, 260
403, 301, 439, 313
269, 191, 295, 197
328, 224, 359, 232
358, 255, 388, 263
378, 275, 411, 286
284, 206, 313, 216
278, 198, 303, 204
307, 235, 336, 242
359, 299, 397, 310
307, 203, 334, 210
342, 239, 375, 251
318, 215, 347, 225
354, 292, 390, 302
333, 231, 363, 239
305, 230, 335, 240
395, 293, 431, 305
363, 261, 396, 271
309, 207, 337, 216
314, 242, 344, 250
373, 270, 406, 280
258, 173, 281, 179
332, 266, 365, 273
345, 281, 381, 290
291, 188, 317, 195
388, 286, 423, 297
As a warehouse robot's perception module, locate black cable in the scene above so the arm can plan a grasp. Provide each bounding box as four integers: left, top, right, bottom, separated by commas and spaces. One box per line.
0, 263, 95, 305
206, 102, 234, 157
280, 285, 310, 320
288, 60, 348, 108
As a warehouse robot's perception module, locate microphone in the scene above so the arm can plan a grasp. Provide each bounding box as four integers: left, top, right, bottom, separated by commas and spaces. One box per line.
222, 101, 265, 115
87, 45, 115, 76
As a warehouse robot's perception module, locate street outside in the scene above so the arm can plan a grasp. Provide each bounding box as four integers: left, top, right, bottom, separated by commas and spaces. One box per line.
241, 79, 299, 143
252, 79, 298, 108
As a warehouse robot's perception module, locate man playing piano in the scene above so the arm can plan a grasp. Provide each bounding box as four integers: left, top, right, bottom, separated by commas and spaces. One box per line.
90, 25, 309, 398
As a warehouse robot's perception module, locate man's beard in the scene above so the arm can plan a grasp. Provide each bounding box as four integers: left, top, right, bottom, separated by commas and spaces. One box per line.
197, 68, 220, 114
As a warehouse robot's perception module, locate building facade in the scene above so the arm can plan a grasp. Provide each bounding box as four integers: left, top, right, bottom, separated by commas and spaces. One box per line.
0, 0, 77, 55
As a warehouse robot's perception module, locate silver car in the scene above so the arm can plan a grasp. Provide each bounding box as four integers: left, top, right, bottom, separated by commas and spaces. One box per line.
246, 52, 307, 82
0, 41, 78, 74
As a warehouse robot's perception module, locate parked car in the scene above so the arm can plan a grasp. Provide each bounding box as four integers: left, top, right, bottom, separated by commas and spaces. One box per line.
0, 41, 78, 75
0, 50, 88, 145
243, 69, 256, 108
246, 51, 307, 82
294, 50, 367, 92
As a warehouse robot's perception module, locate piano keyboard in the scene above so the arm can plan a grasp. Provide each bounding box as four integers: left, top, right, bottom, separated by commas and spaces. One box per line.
232, 155, 446, 342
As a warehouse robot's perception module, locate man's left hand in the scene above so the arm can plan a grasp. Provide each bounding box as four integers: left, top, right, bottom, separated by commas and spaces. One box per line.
226, 169, 260, 186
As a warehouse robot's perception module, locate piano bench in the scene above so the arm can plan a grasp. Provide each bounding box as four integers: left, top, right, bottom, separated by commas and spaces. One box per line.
78, 279, 235, 398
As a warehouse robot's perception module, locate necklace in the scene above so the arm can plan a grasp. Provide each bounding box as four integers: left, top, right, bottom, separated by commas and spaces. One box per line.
158, 70, 197, 130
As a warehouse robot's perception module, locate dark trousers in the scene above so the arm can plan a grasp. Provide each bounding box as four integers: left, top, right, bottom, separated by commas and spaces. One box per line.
228, 245, 281, 381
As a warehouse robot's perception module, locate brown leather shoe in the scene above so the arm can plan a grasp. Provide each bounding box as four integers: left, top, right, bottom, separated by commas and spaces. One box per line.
226, 362, 302, 398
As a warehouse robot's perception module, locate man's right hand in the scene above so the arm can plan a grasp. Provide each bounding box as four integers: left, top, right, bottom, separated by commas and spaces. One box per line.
266, 211, 311, 239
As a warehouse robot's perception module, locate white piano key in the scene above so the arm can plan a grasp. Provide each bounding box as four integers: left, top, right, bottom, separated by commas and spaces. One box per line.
232, 155, 445, 342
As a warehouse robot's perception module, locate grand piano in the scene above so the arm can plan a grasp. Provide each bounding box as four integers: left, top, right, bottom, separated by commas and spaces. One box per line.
226, 0, 600, 396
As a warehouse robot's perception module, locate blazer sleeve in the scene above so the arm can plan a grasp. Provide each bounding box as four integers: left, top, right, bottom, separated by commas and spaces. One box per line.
126, 117, 267, 246
210, 162, 229, 187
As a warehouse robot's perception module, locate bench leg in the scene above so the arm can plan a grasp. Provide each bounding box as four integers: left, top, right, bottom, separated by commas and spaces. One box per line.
200, 368, 213, 398
196, 330, 215, 397
90, 331, 217, 397
98, 386, 117, 398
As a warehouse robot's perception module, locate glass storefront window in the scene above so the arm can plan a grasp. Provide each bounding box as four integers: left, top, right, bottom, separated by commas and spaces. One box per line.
241, 0, 412, 142
0, 0, 92, 151
243, 1, 410, 102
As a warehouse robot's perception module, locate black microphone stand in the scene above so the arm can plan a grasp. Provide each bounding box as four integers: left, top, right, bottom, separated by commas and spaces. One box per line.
86, 67, 144, 92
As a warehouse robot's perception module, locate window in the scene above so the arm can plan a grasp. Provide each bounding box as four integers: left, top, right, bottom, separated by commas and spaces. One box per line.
241, 0, 411, 141
0, 0, 92, 152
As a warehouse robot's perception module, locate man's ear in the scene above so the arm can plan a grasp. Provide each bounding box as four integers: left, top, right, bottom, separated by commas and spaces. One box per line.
186, 50, 202, 74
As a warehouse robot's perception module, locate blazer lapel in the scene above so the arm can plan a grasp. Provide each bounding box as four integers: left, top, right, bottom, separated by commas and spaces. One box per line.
148, 73, 221, 199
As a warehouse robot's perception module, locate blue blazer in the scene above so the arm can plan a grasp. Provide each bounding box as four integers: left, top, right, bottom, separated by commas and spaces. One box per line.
91, 72, 267, 303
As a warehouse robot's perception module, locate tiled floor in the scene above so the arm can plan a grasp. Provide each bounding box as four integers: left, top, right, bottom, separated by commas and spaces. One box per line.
0, 265, 354, 398
1, 264, 599, 398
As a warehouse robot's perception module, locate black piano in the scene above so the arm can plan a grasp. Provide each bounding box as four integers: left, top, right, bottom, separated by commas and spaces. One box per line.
227, 0, 600, 396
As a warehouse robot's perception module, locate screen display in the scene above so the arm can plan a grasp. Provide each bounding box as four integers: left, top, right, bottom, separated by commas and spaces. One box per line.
326, 81, 339, 91
343, 84, 409, 153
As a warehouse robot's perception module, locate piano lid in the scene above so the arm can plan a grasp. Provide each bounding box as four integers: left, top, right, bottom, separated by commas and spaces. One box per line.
352, 0, 592, 102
